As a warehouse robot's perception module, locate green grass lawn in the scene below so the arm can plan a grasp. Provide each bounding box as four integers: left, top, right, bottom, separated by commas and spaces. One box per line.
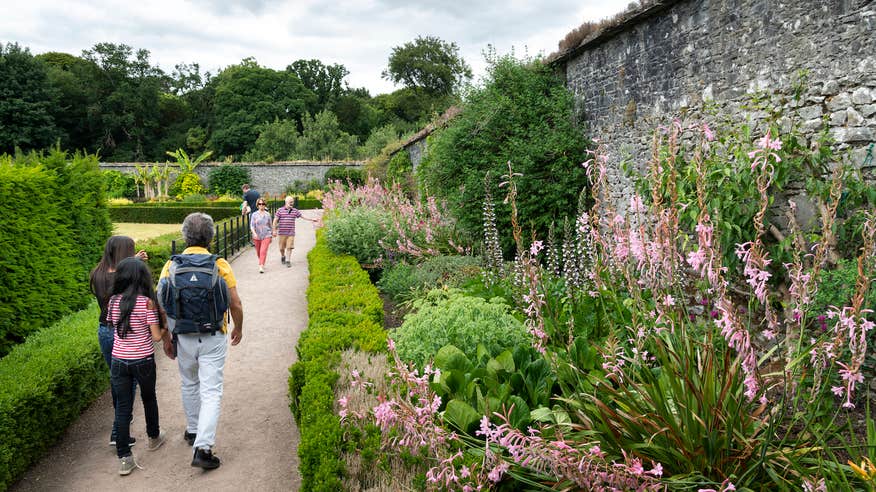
113, 223, 181, 242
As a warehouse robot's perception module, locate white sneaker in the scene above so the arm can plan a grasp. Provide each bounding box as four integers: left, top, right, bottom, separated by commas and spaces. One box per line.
259, 266, 264, 274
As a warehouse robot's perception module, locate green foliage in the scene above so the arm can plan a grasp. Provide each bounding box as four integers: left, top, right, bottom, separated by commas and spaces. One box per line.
418, 53, 590, 254
0, 149, 111, 355
382, 36, 472, 97
386, 150, 413, 189
293, 110, 359, 161
210, 58, 315, 158
377, 255, 481, 302
582, 331, 773, 486
323, 166, 364, 186
208, 164, 250, 196
359, 124, 401, 159
166, 148, 212, 174
289, 231, 385, 491
0, 304, 108, 490
392, 288, 528, 368
810, 259, 876, 318
0, 42, 59, 153
77, 43, 167, 161
102, 169, 137, 198
296, 198, 323, 210
324, 207, 391, 265
287, 59, 349, 115
108, 203, 240, 223
173, 172, 206, 197
242, 118, 299, 162
431, 344, 558, 433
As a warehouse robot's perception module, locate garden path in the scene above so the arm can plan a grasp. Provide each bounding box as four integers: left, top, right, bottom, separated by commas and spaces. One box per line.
10, 210, 323, 492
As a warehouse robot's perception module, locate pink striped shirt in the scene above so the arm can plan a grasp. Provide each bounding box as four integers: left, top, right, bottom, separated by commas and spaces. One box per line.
108, 295, 159, 359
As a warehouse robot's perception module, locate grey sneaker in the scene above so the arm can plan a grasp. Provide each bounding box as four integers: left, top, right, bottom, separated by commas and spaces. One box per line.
118, 455, 140, 476
147, 431, 166, 451
286, 261, 292, 268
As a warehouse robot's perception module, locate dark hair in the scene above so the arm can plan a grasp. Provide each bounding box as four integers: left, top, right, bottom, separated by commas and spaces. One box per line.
108, 257, 163, 338
90, 236, 136, 306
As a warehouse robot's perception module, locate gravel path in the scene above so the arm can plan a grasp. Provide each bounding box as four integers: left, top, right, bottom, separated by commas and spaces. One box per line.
10, 211, 322, 492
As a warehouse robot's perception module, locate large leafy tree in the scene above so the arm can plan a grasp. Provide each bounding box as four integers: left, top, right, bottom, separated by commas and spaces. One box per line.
287, 59, 349, 114
418, 54, 590, 254
382, 36, 472, 97
0, 43, 59, 153
210, 58, 315, 159
77, 43, 168, 161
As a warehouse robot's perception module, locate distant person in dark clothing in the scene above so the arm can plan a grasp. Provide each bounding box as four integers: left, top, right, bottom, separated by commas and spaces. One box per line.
242, 184, 260, 218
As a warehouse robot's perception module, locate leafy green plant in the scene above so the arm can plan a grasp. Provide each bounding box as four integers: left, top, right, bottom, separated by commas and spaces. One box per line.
102, 169, 137, 198
391, 288, 528, 368
431, 344, 558, 434
377, 255, 481, 302
208, 163, 250, 196
324, 207, 391, 265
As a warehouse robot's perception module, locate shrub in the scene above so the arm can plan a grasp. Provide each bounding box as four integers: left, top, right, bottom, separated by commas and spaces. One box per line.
288, 231, 385, 491
102, 169, 136, 198
324, 166, 364, 186
0, 149, 110, 356
391, 288, 528, 368
208, 164, 250, 196
417, 53, 590, 254
377, 255, 481, 302
324, 207, 391, 265
0, 304, 107, 490
173, 172, 206, 197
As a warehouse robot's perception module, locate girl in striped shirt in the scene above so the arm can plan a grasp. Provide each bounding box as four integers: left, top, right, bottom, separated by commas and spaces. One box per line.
107, 257, 170, 475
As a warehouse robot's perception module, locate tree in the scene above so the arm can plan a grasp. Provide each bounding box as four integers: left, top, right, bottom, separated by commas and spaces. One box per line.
78, 43, 168, 161
382, 36, 472, 97
242, 118, 300, 162
293, 110, 358, 161
209, 58, 315, 158
418, 54, 590, 254
0, 43, 59, 153
287, 59, 349, 114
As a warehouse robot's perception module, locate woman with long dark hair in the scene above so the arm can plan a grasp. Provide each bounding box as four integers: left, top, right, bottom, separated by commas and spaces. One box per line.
107, 257, 170, 475
90, 236, 147, 446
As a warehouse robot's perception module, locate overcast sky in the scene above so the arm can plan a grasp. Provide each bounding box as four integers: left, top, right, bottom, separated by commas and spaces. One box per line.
1, 0, 629, 95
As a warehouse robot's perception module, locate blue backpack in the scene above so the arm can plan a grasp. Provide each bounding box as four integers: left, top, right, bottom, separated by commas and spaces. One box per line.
158, 254, 229, 334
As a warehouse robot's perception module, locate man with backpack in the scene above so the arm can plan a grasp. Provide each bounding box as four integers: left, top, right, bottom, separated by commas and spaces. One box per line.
157, 212, 244, 470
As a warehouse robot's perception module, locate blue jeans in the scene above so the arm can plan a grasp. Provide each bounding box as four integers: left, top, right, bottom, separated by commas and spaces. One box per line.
111, 356, 160, 458
99, 324, 137, 441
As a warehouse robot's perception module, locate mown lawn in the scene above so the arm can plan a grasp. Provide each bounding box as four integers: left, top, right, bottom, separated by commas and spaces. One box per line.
113, 223, 181, 242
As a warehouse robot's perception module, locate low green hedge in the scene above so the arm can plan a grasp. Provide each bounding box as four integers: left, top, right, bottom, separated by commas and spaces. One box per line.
109, 205, 240, 223
289, 230, 385, 491
0, 303, 106, 490
296, 198, 322, 210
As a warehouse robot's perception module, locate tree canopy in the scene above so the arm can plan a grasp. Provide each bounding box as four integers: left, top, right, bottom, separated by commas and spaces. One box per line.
382, 36, 472, 97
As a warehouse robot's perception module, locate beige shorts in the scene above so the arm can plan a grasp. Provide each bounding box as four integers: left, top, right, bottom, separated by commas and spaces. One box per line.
277, 235, 295, 249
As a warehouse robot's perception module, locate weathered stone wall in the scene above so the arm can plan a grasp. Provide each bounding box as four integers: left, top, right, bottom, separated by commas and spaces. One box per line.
99, 161, 363, 195
555, 0, 876, 214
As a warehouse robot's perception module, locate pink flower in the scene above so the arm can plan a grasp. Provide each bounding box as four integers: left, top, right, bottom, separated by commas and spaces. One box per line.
487, 462, 510, 482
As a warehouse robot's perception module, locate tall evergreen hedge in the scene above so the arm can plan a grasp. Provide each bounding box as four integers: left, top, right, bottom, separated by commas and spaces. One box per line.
0, 149, 111, 356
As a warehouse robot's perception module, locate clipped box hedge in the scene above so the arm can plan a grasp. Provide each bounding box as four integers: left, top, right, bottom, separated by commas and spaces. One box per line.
289, 230, 385, 491
0, 303, 107, 490
295, 198, 322, 210
109, 205, 240, 223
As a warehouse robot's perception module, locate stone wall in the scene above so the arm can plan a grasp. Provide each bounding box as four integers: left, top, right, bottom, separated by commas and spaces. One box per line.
99, 161, 363, 196
553, 0, 876, 215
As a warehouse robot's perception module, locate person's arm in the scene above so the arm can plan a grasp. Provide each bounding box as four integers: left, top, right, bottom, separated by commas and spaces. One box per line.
146, 299, 166, 342
228, 286, 243, 346
272, 214, 279, 236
